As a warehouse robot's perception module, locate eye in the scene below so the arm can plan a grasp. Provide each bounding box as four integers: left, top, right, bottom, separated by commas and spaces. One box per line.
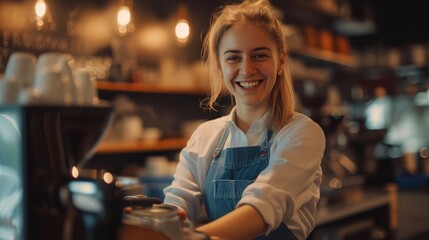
225, 55, 241, 63
253, 53, 269, 61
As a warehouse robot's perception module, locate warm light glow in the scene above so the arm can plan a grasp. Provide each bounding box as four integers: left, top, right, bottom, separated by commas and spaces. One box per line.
117, 5, 134, 35
77, 11, 114, 54
103, 172, 114, 184
138, 24, 170, 51
175, 5, 189, 45
71, 166, 79, 178
35, 0, 46, 18
117, 6, 131, 26
175, 19, 190, 40
36, 19, 44, 28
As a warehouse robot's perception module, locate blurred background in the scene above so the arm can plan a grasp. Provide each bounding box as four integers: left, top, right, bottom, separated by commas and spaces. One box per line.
1, 0, 429, 239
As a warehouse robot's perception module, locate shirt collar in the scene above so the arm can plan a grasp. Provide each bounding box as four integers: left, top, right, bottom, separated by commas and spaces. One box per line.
226, 107, 270, 133
226, 107, 238, 129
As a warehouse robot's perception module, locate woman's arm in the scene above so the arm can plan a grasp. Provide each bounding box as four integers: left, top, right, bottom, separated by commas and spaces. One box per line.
164, 121, 226, 221
196, 204, 266, 240
236, 115, 326, 239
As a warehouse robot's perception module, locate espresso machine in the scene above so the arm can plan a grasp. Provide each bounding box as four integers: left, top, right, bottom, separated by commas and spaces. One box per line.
0, 104, 125, 240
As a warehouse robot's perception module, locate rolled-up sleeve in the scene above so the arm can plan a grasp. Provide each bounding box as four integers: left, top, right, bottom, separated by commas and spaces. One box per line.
164, 120, 226, 221
237, 116, 325, 239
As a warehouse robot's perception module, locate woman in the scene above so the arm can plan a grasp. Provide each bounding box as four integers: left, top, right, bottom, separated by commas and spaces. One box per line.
163, 0, 325, 239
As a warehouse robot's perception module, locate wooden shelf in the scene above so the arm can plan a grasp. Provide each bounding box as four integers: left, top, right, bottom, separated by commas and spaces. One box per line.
97, 81, 209, 95
290, 46, 358, 67
95, 137, 188, 154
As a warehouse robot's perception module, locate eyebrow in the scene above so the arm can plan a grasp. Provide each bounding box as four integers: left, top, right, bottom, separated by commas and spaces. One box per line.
223, 47, 272, 55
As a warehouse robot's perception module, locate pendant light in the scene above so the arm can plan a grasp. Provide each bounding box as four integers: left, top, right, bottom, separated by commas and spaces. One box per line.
175, 4, 190, 47
117, 0, 135, 36
33, 0, 55, 31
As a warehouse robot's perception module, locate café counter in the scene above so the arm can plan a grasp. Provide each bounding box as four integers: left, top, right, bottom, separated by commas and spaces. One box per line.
309, 184, 397, 240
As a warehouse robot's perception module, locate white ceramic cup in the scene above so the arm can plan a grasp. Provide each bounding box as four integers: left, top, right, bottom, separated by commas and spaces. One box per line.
74, 69, 98, 105
34, 69, 69, 105
17, 87, 42, 105
36, 52, 78, 104
120, 115, 143, 142
4, 52, 37, 87
142, 127, 163, 143
0, 78, 21, 104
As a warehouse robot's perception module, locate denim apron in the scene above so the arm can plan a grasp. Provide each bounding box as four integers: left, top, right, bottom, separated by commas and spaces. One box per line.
204, 127, 297, 240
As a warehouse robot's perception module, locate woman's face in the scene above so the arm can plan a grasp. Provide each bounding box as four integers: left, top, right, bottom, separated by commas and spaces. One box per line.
218, 23, 283, 112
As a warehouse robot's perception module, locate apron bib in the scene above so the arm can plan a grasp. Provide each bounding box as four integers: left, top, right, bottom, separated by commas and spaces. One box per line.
204, 128, 297, 240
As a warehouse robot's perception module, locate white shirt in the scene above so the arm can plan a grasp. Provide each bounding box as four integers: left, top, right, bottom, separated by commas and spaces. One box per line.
164, 108, 325, 239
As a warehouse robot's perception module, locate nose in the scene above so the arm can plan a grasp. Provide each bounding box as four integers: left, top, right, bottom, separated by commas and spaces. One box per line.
240, 57, 256, 77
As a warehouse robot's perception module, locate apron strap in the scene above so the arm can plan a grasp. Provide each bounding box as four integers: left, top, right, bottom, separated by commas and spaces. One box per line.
212, 127, 230, 158
263, 129, 273, 147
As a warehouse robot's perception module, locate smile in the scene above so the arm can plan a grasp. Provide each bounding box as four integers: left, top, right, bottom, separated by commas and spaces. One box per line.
236, 80, 263, 89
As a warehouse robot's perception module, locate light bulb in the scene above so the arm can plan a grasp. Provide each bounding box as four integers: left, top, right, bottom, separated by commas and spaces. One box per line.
103, 172, 114, 184
35, 0, 46, 18
175, 19, 189, 39
117, 6, 131, 26
71, 166, 79, 178
175, 19, 190, 44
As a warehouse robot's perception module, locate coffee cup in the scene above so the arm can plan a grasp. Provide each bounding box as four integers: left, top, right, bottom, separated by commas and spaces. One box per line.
0, 78, 21, 104
74, 69, 99, 105
37, 52, 78, 104
122, 115, 144, 142
34, 69, 71, 105
123, 204, 183, 240
17, 87, 42, 105
4, 52, 37, 87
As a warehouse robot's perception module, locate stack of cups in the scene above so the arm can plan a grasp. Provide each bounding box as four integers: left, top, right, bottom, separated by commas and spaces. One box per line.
0, 52, 36, 104
74, 69, 99, 106
0, 51, 99, 106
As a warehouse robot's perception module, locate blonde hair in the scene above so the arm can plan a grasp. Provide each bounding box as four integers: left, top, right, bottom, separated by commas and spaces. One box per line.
202, 0, 295, 131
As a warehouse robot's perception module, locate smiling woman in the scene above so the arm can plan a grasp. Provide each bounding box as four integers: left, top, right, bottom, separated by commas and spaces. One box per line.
162, 0, 326, 239
217, 23, 282, 127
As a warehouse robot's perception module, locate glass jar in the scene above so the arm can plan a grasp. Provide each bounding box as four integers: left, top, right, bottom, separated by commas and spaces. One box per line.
124, 204, 182, 240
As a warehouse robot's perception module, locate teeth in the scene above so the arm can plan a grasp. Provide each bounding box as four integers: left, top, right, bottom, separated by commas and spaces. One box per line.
238, 81, 260, 88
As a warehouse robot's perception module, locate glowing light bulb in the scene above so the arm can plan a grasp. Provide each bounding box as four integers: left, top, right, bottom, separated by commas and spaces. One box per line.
71, 166, 79, 178
175, 19, 189, 39
117, 6, 131, 26
35, 0, 46, 18
33, 0, 56, 31
103, 172, 114, 184
175, 19, 190, 44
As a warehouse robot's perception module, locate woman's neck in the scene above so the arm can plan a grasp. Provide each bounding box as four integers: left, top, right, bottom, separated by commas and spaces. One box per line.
235, 105, 267, 133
